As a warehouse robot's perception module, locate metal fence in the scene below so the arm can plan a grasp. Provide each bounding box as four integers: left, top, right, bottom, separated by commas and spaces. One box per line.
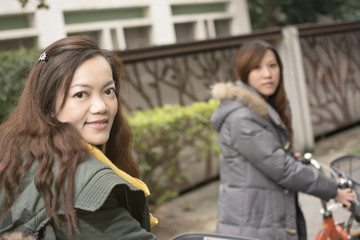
117, 20, 360, 149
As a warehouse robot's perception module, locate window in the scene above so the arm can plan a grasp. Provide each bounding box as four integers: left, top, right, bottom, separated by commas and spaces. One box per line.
0, 14, 31, 31
67, 31, 101, 44
171, 3, 226, 15
64, 8, 145, 25
0, 37, 36, 51
111, 29, 119, 50
214, 19, 231, 37
174, 22, 195, 43
124, 26, 150, 49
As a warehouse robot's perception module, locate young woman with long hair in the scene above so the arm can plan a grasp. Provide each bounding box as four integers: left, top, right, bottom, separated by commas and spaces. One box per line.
210, 40, 354, 240
0, 35, 158, 240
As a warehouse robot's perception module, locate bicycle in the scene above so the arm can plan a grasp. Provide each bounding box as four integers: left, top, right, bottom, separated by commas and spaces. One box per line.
302, 153, 360, 240
170, 154, 360, 240
169, 232, 257, 240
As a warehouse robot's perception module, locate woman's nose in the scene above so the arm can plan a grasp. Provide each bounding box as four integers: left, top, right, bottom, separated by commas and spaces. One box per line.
89, 97, 108, 114
262, 66, 271, 77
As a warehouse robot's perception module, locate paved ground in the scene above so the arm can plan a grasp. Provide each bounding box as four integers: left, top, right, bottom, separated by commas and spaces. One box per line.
151, 125, 360, 240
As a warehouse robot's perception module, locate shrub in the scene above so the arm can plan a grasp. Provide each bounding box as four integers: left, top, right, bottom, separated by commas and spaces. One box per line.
129, 100, 220, 204
0, 48, 40, 121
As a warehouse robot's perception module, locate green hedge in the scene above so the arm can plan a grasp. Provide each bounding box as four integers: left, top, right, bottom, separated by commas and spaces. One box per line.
0, 49, 220, 205
129, 100, 220, 204
0, 48, 41, 121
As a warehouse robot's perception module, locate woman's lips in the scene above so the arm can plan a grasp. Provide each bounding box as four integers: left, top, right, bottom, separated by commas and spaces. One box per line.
86, 119, 108, 130
263, 82, 274, 87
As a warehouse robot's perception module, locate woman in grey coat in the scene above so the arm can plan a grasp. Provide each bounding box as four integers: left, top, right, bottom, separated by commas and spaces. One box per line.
210, 40, 354, 240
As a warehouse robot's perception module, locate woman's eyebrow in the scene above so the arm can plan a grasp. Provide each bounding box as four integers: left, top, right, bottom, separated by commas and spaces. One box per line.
104, 80, 115, 87
70, 83, 92, 89
70, 80, 115, 89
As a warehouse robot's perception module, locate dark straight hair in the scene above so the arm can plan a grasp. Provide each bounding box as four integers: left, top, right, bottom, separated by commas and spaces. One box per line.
235, 40, 293, 147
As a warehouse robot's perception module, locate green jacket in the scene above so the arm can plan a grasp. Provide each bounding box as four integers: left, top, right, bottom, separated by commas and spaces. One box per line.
0, 154, 158, 240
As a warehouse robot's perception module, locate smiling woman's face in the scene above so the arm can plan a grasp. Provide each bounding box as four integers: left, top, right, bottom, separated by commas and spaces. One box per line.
248, 49, 280, 98
55, 55, 118, 145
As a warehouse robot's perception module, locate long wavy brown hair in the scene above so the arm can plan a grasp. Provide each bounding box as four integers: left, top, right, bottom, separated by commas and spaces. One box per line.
235, 40, 294, 146
0, 35, 139, 236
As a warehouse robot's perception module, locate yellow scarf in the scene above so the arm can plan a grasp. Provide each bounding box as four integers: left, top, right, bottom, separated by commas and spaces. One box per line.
87, 144, 158, 227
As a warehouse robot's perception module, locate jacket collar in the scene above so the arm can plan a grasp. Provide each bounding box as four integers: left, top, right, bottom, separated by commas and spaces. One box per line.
211, 81, 284, 127
211, 81, 268, 118
86, 144, 158, 227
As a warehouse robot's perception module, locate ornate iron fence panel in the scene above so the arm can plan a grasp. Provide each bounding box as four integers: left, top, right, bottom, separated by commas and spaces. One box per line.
118, 28, 282, 112
300, 26, 360, 137
120, 48, 239, 111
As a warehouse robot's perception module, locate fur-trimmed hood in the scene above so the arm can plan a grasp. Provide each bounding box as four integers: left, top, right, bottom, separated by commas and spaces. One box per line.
211, 81, 268, 118
210, 81, 270, 132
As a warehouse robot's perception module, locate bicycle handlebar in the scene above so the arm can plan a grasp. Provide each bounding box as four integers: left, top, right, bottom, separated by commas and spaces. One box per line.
299, 153, 343, 183
300, 153, 360, 221
298, 153, 360, 214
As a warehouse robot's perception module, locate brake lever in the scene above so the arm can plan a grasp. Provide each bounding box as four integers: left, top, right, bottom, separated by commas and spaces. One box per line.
337, 178, 356, 209
297, 152, 312, 165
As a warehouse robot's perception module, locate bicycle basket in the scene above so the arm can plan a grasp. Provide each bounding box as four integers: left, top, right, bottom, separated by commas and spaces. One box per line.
331, 154, 360, 222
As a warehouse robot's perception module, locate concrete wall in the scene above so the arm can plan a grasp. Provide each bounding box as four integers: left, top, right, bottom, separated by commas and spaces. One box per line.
0, 0, 251, 50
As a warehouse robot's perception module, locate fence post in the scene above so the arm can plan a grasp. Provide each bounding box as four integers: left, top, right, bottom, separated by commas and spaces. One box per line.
277, 26, 314, 152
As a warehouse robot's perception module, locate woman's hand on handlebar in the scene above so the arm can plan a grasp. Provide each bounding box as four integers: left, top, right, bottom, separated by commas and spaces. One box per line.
334, 188, 355, 210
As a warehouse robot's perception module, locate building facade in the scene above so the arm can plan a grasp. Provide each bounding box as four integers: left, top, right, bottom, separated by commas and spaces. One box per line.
0, 0, 251, 51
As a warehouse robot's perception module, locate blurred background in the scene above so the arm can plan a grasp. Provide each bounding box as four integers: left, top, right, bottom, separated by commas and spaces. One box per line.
1, 0, 359, 50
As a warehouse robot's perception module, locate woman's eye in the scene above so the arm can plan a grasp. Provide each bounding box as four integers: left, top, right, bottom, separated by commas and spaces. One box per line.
254, 65, 260, 69
270, 63, 278, 68
105, 88, 116, 95
74, 92, 87, 98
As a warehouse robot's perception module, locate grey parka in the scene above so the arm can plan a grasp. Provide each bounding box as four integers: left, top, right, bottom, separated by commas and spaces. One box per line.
211, 81, 337, 240
0, 154, 158, 240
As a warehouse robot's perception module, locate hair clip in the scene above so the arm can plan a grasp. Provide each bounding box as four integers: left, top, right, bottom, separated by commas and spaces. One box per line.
38, 51, 47, 62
